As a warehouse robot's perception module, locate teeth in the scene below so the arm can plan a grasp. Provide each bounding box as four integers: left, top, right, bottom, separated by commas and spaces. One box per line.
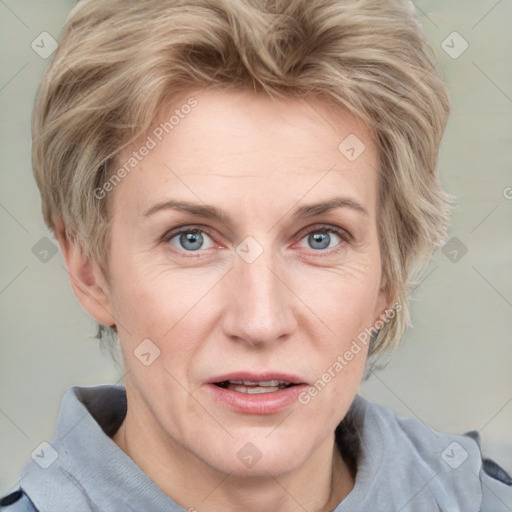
229, 379, 290, 387
214, 379, 296, 393
259, 380, 282, 386
231, 385, 281, 394
219, 380, 295, 394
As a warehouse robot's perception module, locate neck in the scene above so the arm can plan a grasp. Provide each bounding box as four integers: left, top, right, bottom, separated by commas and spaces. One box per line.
113, 391, 354, 512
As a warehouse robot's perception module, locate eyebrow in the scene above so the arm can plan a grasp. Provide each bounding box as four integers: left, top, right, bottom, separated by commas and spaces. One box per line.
143, 196, 368, 225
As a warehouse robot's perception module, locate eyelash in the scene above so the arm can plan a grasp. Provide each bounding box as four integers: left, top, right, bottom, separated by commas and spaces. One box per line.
162, 224, 352, 258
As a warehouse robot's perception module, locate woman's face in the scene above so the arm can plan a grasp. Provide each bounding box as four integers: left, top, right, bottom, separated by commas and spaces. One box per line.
101, 88, 388, 477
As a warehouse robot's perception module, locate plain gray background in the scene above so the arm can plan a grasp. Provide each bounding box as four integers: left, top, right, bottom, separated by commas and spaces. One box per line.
1, 0, 511, 497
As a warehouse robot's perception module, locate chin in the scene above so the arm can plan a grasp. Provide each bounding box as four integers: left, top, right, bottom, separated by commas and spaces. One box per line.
194, 430, 316, 478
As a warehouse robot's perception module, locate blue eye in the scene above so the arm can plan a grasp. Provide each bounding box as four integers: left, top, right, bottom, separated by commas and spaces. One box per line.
299, 228, 345, 251
168, 229, 215, 252
163, 224, 349, 256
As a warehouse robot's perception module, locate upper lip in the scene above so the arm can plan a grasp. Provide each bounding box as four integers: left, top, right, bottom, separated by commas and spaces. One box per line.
205, 372, 307, 385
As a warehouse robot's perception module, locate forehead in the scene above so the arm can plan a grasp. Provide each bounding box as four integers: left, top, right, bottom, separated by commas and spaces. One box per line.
150, 88, 374, 164
112, 88, 379, 220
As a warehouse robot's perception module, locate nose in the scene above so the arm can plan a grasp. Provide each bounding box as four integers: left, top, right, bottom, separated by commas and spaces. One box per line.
220, 242, 297, 347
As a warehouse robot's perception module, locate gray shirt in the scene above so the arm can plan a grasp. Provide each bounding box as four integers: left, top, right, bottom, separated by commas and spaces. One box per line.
1, 385, 511, 511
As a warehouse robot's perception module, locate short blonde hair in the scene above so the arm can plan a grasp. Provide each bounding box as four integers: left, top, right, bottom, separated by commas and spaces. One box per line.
32, 0, 451, 357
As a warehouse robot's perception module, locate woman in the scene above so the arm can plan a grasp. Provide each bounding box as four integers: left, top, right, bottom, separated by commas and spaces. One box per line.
1, 0, 510, 510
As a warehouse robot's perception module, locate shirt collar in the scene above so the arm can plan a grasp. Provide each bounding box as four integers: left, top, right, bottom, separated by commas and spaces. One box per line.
21, 385, 183, 512
21, 385, 484, 512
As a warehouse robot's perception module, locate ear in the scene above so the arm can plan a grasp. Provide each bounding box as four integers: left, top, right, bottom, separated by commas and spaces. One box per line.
374, 281, 396, 324
54, 219, 115, 327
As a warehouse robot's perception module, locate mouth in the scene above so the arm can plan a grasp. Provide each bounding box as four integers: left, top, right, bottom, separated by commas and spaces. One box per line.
205, 373, 307, 414
213, 380, 297, 394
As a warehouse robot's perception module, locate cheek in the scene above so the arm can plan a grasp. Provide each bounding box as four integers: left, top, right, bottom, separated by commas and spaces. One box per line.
108, 229, 383, 360
108, 260, 226, 348
292, 256, 383, 335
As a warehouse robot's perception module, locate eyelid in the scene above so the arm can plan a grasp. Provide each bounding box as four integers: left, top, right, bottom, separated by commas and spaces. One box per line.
161, 224, 219, 253
293, 223, 353, 244
162, 224, 215, 240
162, 222, 352, 256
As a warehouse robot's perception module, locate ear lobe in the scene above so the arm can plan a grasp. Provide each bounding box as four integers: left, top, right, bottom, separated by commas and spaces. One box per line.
374, 285, 396, 326
54, 219, 115, 327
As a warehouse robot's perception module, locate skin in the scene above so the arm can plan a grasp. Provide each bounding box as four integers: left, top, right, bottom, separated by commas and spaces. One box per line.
58, 88, 391, 512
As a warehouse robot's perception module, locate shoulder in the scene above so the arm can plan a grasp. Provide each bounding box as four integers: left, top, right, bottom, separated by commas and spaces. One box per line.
465, 430, 512, 512
348, 395, 512, 510
0, 489, 38, 512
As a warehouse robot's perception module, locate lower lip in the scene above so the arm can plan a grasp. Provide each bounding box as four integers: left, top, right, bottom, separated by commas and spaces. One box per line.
205, 383, 308, 415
